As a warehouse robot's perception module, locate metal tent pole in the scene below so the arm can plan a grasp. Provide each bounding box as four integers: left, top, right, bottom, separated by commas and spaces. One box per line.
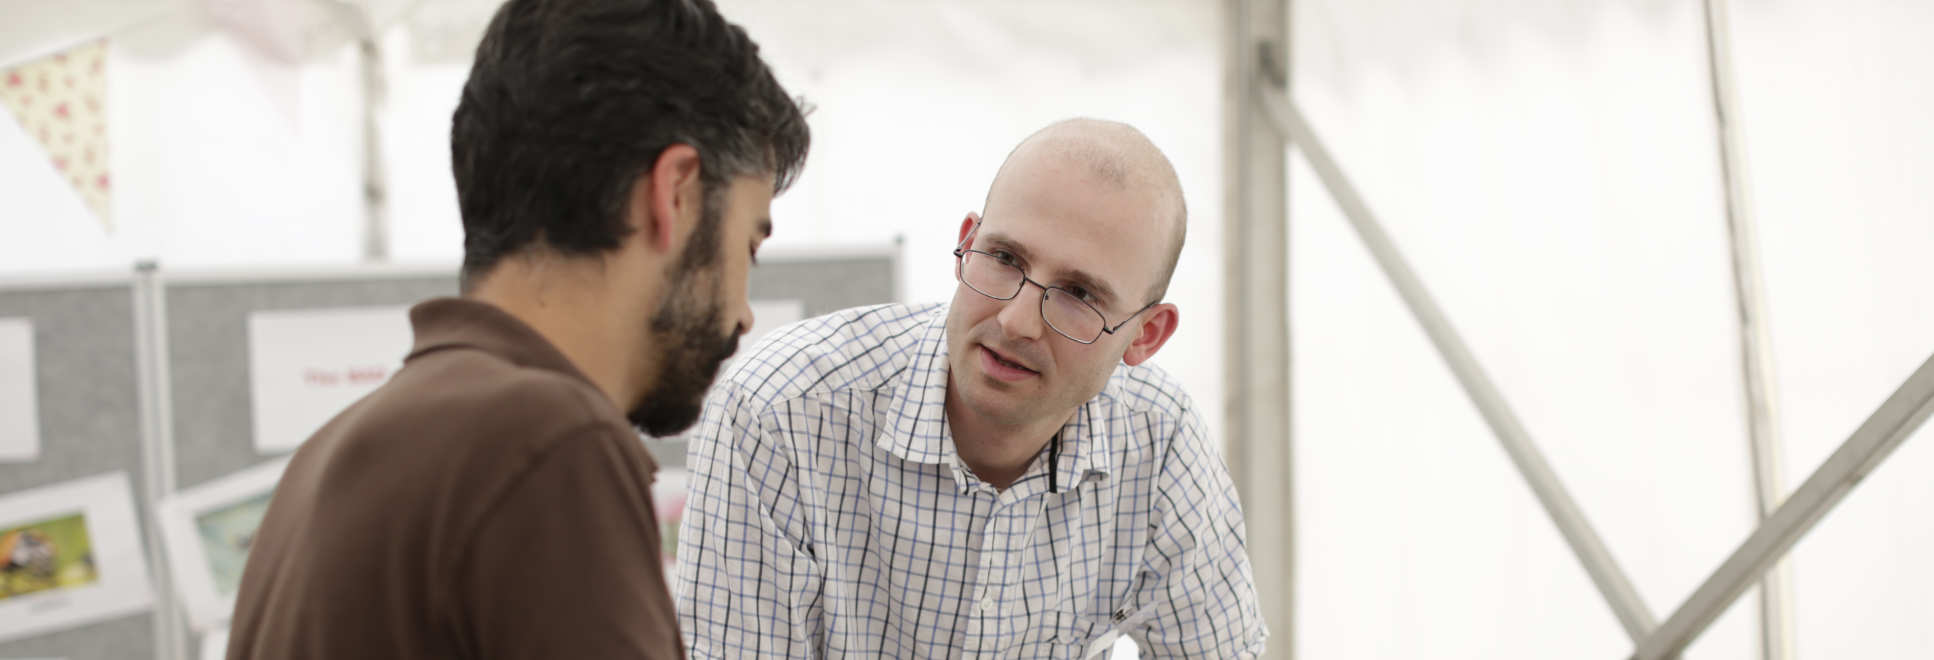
1257, 93, 1659, 643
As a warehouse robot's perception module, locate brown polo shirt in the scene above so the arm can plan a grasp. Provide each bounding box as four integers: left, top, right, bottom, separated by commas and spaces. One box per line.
227, 297, 683, 659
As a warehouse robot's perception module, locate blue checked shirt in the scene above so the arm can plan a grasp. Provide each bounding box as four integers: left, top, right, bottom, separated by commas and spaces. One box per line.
674, 303, 1265, 658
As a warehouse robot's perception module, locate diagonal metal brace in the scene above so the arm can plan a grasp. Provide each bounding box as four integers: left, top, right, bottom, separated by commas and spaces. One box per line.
1631, 352, 1934, 659
1256, 88, 1660, 642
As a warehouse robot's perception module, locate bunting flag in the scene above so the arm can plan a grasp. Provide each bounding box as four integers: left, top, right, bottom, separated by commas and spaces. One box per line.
0, 40, 111, 229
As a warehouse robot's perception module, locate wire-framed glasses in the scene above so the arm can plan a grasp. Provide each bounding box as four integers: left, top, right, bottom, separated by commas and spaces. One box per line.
952, 245, 1159, 344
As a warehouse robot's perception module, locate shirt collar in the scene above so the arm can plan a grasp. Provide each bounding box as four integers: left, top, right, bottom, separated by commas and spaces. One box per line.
405, 297, 600, 390
876, 305, 1114, 491
877, 307, 954, 465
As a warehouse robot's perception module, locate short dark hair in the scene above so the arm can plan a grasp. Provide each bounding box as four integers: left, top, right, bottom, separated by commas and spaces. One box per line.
451, 0, 810, 289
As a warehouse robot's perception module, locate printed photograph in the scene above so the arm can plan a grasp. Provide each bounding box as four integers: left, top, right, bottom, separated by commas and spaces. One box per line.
0, 512, 98, 599
158, 460, 284, 631
194, 492, 272, 598
0, 473, 153, 642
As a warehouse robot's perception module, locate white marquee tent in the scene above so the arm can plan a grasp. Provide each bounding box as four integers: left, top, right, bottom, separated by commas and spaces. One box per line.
2, 1, 1930, 658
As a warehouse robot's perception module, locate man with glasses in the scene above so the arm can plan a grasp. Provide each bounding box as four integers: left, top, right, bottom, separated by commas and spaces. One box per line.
675, 119, 1264, 658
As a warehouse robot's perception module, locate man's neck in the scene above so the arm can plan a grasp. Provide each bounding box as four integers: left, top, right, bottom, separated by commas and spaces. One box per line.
467, 263, 660, 413
944, 393, 1072, 492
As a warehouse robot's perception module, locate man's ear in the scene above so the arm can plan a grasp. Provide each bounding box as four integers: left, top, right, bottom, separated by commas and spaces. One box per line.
1121, 303, 1179, 366
631, 143, 704, 253
956, 212, 980, 248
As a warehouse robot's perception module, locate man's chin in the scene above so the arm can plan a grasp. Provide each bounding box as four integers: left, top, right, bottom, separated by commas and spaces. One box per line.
631, 398, 704, 438
626, 385, 711, 437
961, 382, 1041, 426
629, 338, 734, 438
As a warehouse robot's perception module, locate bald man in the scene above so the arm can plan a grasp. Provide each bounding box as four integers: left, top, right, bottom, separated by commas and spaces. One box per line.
674, 119, 1266, 658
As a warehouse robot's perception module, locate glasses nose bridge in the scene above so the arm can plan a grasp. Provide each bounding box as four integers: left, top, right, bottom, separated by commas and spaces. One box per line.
1015, 270, 1094, 344
994, 266, 1053, 314
1014, 270, 1053, 300
962, 253, 1089, 343
975, 256, 1041, 301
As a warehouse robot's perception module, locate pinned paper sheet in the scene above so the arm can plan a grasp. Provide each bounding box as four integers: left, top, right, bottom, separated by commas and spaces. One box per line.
747, 299, 805, 346
713, 299, 805, 378
247, 306, 412, 454
0, 318, 39, 462
0, 472, 155, 643
246, 301, 802, 453
0, 40, 109, 227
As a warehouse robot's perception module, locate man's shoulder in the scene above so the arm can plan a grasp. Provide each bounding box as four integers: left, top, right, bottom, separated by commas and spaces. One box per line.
718, 302, 942, 410
281, 347, 645, 560
331, 345, 626, 457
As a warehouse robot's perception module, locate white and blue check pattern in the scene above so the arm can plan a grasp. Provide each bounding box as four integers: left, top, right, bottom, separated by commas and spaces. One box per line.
674, 303, 1266, 658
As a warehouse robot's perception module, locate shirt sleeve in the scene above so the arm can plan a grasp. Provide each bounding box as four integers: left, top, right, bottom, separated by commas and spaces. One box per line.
1125, 404, 1269, 658
454, 425, 684, 659
674, 382, 825, 658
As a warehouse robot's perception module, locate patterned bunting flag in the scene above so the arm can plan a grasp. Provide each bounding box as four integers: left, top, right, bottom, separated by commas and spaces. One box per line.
1, 40, 111, 229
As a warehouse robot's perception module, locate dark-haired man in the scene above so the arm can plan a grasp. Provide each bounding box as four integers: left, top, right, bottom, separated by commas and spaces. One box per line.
226, 0, 808, 657
675, 119, 1265, 658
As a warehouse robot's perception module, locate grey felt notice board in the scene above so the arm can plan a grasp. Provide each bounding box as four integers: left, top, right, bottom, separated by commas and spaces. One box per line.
0, 273, 159, 660
0, 243, 898, 660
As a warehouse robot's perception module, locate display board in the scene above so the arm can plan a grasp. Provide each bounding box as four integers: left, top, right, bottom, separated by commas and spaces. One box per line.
0, 274, 158, 660
0, 245, 898, 658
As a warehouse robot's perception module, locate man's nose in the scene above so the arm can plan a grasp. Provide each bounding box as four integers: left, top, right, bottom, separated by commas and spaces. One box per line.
995, 284, 1044, 341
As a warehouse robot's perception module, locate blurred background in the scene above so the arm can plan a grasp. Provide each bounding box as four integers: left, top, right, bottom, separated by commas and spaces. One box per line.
1, 0, 1931, 658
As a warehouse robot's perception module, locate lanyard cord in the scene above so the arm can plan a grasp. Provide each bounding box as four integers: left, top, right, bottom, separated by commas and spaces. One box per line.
1049, 432, 1061, 493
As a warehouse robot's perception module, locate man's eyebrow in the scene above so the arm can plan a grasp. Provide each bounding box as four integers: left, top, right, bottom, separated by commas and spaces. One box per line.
983, 233, 1119, 305
1057, 266, 1119, 305
758, 218, 773, 238
981, 233, 1026, 256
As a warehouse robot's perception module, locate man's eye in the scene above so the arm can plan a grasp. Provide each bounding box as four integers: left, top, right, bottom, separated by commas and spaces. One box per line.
1065, 286, 1093, 302
991, 250, 1019, 266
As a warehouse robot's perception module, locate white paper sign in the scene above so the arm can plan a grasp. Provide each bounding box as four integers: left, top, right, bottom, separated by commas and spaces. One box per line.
0, 318, 39, 462
712, 299, 805, 379
0, 472, 154, 643
746, 299, 805, 346
247, 306, 412, 454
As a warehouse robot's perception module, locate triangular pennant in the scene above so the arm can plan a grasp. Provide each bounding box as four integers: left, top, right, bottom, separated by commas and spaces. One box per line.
0, 40, 110, 230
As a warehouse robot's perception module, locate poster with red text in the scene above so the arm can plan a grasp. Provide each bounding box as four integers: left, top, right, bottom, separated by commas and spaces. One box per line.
246, 306, 411, 454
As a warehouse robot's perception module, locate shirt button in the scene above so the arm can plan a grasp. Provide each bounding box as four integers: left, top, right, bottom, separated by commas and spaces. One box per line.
978, 596, 996, 614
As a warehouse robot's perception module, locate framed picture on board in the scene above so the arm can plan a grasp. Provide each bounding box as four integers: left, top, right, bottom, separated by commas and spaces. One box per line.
156, 459, 288, 633
0, 471, 154, 643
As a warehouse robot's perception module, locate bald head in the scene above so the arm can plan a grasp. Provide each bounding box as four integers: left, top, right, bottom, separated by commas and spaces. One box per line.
986, 119, 1187, 301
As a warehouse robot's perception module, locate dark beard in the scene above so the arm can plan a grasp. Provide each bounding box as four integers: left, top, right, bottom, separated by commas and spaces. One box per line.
629, 196, 741, 437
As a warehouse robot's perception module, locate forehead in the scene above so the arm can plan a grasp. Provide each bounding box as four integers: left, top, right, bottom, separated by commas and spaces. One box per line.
722, 173, 777, 203
980, 160, 1170, 298
717, 174, 776, 221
